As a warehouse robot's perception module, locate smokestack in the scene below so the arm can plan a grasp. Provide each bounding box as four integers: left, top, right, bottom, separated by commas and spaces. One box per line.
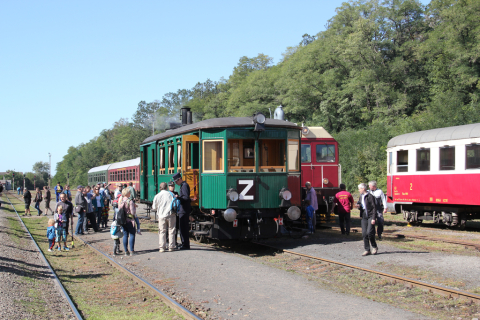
180, 107, 191, 126
187, 111, 192, 125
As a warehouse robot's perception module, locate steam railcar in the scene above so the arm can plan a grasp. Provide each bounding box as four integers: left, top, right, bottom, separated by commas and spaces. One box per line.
139, 109, 302, 240
386, 123, 480, 229
300, 127, 340, 224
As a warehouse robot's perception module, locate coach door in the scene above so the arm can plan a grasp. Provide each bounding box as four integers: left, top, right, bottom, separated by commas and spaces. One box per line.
182, 135, 200, 206
301, 143, 313, 185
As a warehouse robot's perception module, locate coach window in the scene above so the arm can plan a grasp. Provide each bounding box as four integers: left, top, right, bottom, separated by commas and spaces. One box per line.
259, 139, 285, 172
388, 152, 393, 173
466, 144, 480, 169
416, 148, 430, 171
203, 140, 224, 172
440, 146, 455, 170
316, 144, 335, 162
228, 139, 255, 173
288, 140, 300, 171
301, 144, 311, 163
397, 150, 408, 172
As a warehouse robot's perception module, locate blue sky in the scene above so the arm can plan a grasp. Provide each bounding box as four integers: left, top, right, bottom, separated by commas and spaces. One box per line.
1, 0, 430, 175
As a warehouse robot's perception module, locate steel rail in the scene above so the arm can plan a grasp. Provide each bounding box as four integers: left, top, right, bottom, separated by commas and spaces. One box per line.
74, 236, 202, 320
253, 241, 480, 304
3, 194, 83, 320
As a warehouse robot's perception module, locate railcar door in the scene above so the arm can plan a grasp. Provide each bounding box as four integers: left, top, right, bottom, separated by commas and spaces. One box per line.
301, 143, 313, 185
146, 143, 157, 202
182, 135, 200, 206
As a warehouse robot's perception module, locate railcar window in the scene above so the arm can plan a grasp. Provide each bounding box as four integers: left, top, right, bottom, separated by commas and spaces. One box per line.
301, 144, 311, 163
440, 146, 455, 170
466, 145, 480, 169
177, 145, 182, 173
203, 140, 224, 172
227, 139, 255, 173
168, 145, 174, 174
288, 140, 300, 171
259, 139, 285, 172
159, 148, 165, 174
416, 148, 430, 171
397, 150, 408, 172
151, 149, 155, 176
316, 144, 335, 162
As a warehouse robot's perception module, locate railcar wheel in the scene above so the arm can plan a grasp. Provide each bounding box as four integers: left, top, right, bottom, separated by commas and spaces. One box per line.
195, 235, 206, 243
458, 220, 467, 231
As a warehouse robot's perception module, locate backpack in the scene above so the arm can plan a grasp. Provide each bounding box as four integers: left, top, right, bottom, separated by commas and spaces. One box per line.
168, 191, 181, 215
116, 198, 129, 225
112, 193, 121, 208
110, 220, 124, 239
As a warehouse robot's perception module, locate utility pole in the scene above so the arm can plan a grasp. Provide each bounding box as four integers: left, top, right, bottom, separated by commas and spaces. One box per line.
34, 175, 36, 190
48, 153, 51, 189
23, 173, 26, 190
67, 172, 69, 186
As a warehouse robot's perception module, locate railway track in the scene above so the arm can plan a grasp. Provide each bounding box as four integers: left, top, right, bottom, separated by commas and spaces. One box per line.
253, 241, 480, 305
4, 191, 202, 320
3, 193, 83, 320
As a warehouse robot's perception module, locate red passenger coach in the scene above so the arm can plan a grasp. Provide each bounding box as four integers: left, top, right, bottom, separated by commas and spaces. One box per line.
300, 127, 341, 223
386, 123, 480, 229
107, 158, 140, 197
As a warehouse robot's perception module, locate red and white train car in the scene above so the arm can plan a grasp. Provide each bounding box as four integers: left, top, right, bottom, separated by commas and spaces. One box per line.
386, 123, 480, 228
107, 158, 140, 196
300, 127, 341, 223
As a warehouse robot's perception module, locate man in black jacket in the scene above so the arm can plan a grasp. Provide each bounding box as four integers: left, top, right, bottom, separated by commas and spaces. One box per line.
174, 173, 191, 250
357, 183, 378, 256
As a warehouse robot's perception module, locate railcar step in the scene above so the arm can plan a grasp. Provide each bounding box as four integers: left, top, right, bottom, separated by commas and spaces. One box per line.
192, 231, 210, 235
198, 221, 214, 225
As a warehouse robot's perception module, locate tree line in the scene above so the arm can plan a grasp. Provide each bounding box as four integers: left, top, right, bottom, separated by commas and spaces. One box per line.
43, 0, 478, 191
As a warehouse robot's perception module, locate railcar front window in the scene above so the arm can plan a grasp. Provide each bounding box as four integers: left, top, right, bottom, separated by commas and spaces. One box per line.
466, 145, 480, 169
288, 140, 300, 171
259, 139, 285, 172
227, 139, 255, 173
397, 150, 408, 172
316, 144, 335, 162
440, 146, 455, 170
203, 140, 224, 172
301, 144, 311, 163
416, 148, 430, 171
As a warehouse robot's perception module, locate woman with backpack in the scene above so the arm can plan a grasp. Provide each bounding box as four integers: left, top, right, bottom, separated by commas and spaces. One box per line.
118, 188, 137, 256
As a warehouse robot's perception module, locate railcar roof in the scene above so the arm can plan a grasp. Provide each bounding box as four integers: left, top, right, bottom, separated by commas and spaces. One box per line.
108, 158, 140, 170
88, 164, 111, 173
387, 123, 480, 148
141, 117, 300, 144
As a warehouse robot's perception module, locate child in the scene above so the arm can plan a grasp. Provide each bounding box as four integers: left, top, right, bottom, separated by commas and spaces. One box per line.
54, 206, 69, 251
101, 202, 109, 229
47, 219, 56, 252
110, 220, 123, 255
305, 200, 315, 234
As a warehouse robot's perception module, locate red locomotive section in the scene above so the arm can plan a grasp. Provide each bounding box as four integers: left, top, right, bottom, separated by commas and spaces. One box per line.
388, 174, 480, 206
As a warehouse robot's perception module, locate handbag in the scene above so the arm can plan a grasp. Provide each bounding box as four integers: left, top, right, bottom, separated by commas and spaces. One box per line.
74, 205, 82, 213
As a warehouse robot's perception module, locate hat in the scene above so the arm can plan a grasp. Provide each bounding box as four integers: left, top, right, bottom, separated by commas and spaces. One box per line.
173, 173, 182, 181
77, 185, 84, 189
167, 180, 175, 186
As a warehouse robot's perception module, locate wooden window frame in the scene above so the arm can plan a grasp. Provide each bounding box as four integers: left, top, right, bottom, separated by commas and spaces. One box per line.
202, 139, 225, 173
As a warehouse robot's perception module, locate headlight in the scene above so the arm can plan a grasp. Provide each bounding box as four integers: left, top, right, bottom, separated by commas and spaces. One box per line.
286, 206, 301, 220
223, 208, 237, 222
254, 112, 266, 124
323, 178, 329, 184
279, 188, 292, 201
227, 188, 239, 202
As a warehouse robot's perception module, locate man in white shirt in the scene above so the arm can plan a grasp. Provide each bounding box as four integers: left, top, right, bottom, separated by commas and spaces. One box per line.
151, 182, 176, 252
369, 181, 387, 240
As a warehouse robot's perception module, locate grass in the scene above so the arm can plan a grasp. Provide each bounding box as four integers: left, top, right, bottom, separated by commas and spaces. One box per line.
4, 194, 184, 320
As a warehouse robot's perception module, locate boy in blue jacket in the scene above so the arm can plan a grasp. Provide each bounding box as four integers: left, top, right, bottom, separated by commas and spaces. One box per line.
47, 218, 56, 252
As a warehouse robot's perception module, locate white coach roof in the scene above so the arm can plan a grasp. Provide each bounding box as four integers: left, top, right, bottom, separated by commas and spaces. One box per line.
108, 158, 140, 170
88, 164, 111, 173
301, 127, 334, 139
387, 123, 480, 148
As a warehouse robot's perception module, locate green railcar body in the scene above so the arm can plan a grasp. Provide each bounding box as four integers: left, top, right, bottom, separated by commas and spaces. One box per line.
140, 116, 302, 240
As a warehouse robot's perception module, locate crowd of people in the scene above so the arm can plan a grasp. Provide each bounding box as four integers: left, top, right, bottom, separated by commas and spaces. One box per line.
9, 173, 388, 258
